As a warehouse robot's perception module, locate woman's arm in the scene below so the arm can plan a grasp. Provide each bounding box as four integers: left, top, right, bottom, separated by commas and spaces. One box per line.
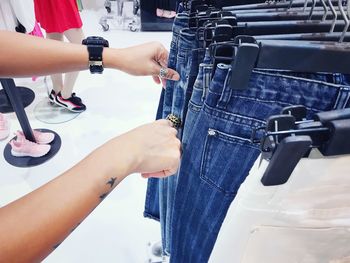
0, 120, 180, 263
0, 30, 179, 81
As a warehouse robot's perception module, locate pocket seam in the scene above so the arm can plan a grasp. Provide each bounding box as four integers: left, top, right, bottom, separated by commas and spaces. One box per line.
188, 101, 202, 113
200, 128, 258, 195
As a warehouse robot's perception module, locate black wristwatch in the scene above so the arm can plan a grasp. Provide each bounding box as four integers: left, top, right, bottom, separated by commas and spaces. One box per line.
82, 36, 109, 74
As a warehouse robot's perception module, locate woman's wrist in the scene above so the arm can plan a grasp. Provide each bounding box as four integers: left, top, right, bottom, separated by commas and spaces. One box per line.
97, 136, 139, 179
103, 47, 125, 72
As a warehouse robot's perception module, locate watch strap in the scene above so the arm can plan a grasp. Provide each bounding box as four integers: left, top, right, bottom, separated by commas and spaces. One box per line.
87, 45, 104, 73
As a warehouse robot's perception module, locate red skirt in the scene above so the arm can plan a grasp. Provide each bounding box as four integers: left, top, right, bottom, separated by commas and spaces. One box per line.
34, 0, 83, 33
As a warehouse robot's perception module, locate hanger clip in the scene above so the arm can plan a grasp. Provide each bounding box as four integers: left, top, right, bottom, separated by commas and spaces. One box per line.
281, 105, 307, 121
319, 118, 350, 156
261, 136, 312, 186
229, 36, 260, 90
259, 108, 350, 186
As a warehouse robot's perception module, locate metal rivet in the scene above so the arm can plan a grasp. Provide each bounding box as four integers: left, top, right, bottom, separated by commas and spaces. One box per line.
208, 129, 216, 136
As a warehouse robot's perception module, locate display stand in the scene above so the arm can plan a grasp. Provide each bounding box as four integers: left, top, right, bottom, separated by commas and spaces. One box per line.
34, 99, 81, 124
34, 78, 81, 124
1, 79, 61, 167
140, 0, 174, 31
0, 86, 35, 113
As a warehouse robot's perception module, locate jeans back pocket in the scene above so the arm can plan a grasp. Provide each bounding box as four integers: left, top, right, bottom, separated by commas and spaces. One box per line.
200, 128, 260, 195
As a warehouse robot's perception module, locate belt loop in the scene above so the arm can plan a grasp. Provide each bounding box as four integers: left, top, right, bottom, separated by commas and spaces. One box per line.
333, 73, 343, 85
334, 86, 350, 109
216, 68, 233, 110
202, 65, 212, 102
343, 89, 350, 108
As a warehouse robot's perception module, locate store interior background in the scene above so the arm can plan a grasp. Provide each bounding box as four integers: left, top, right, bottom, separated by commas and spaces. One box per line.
0, 3, 172, 262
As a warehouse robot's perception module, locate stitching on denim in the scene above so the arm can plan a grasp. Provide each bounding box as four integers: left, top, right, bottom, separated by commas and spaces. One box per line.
200, 175, 238, 196
230, 95, 328, 112
217, 68, 232, 109
177, 55, 189, 63
205, 110, 263, 130
193, 86, 203, 91
188, 102, 202, 112
251, 70, 350, 88
204, 103, 266, 125
143, 212, 160, 222
144, 179, 160, 221
200, 133, 234, 195
214, 128, 259, 146
200, 128, 256, 195
333, 89, 342, 109
343, 92, 350, 108
335, 87, 350, 109
208, 91, 223, 95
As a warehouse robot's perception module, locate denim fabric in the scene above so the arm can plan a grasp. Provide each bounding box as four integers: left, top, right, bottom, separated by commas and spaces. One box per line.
144, 13, 189, 222
182, 48, 206, 133
164, 48, 206, 255
170, 65, 350, 263
163, 14, 190, 119
162, 27, 200, 255
179, 61, 213, 164
170, 28, 198, 119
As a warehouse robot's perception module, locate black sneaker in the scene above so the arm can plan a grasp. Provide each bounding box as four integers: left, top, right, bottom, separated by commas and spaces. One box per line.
55, 92, 86, 113
48, 90, 56, 103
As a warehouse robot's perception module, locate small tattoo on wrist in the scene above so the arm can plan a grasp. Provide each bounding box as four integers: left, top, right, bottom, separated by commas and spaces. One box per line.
107, 177, 117, 188
99, 177, 118, 200
100, 193, 108, 200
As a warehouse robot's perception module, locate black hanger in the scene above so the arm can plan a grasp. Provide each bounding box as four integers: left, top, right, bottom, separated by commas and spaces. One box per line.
190, 0, 217, 13
233, 10, 342, 22
229, 36, 350, 90
258, 107, 350, 186
255, 32, 350, 41
228, 6, 330, 14
222, 0, 340, 11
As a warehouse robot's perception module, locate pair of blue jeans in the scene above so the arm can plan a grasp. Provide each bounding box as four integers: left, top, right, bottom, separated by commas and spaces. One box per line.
170, 64, 350, 262
144, 13, 189, 222
162, 27, 204, 255
144, 12, 203, 254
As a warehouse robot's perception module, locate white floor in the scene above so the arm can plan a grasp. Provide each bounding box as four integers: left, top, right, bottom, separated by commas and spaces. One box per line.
0, 10, 171, 263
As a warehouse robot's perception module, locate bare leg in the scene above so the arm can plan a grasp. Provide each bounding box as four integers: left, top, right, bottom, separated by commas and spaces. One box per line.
46, 33, 64, 93
61, 28, 85, 99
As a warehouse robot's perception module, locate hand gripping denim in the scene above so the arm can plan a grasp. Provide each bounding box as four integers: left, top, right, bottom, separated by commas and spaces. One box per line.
170, 64, 350, 263
144, 13, 189, 222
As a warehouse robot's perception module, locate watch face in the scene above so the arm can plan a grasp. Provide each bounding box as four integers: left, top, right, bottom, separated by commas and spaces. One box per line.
83, 37, 109, 47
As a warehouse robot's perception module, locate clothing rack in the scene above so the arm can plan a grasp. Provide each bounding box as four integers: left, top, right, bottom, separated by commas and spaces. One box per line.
99, 0, 140, 32
144, 1, 350, 262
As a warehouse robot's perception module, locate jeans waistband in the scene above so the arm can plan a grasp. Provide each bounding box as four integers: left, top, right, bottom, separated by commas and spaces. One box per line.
176, 29, 198, 61
207, 64, 350, 119
172, 14, 189, 36
179, 28, 197, 45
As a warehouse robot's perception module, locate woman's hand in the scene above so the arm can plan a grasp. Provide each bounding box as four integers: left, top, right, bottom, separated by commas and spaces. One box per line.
109, 42, 180, 86
112, 119, 181, 178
